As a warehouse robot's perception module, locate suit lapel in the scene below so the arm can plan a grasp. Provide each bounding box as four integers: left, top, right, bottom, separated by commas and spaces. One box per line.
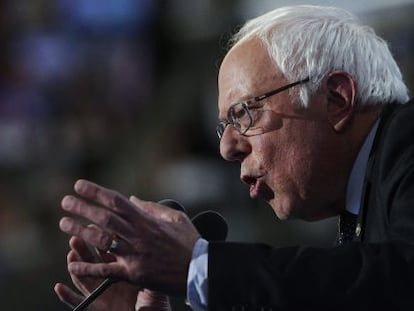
356, 103, 400, 242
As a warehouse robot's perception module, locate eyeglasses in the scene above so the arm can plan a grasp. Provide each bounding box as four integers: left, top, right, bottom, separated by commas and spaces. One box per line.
216, 78, 310, 140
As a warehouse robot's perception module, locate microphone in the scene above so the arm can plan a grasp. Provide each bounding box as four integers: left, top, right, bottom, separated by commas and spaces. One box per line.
157, 198, 187, 213
159, 199, 228, 241
192, 210, 228, 241
72, 199, 227, 311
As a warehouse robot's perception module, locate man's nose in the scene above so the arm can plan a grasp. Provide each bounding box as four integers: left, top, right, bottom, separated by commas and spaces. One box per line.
219, 127, 251, 162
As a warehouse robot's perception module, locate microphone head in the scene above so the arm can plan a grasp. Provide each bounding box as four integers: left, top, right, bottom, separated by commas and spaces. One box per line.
191, 211, 228, 241
158, 199, 187, 213
158, 199, 228, 241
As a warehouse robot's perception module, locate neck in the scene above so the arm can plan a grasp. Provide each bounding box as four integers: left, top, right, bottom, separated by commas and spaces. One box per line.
335, 106, 383, 216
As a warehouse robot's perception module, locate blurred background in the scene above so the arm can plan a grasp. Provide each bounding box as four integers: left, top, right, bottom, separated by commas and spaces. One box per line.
0, 0, 413, 309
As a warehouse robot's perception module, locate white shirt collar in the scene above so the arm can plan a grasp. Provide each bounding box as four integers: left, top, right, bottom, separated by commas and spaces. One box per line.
345, 119, 380, 215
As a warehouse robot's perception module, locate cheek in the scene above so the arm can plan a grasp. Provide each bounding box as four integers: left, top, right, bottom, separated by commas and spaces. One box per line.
252, 134, 288, 175
254, 123, 319, 188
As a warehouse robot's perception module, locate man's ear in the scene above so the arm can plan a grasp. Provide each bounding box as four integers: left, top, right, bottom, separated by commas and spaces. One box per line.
326, 71, 357, 132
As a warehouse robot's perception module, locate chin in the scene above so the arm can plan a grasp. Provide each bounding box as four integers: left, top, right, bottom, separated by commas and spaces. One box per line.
275, 212, 290, 221
268, 200, 292, 220
269, 191, 324, 221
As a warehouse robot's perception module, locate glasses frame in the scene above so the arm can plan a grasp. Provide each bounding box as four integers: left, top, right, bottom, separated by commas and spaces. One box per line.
216, 77, 310, 140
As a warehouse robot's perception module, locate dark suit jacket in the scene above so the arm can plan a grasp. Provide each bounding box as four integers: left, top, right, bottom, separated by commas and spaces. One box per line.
208, 99, 414, 310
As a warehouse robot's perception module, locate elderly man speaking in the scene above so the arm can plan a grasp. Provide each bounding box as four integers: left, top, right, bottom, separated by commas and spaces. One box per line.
55, 5, 413, 311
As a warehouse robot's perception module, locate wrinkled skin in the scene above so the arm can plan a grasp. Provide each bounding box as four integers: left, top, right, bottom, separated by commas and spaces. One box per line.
55, 179, 200, 309
218, 38, 379, 221
55, 236, 140, 311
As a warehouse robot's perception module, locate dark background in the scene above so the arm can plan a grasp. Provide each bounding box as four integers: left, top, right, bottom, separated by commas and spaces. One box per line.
0, 1, 413, 310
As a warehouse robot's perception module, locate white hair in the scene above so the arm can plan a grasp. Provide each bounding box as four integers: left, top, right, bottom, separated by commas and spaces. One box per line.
231, 5, 409, 107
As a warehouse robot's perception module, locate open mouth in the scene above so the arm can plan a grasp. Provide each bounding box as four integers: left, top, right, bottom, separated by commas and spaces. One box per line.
242, 175, 265, 199
249, 180, 262, 199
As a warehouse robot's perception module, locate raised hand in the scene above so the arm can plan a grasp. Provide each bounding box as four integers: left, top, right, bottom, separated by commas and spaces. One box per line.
59, 179, 200, 296
54, 236, 139, 311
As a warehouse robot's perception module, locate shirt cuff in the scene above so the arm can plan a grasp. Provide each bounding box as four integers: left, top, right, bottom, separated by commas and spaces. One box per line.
187, 238, 209, 311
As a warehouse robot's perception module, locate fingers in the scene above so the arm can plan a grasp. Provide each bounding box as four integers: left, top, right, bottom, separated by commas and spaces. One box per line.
61, 180, 144, 242
130, 196, 165, 217
60, 179, 198, 294
69, 261, 124, 281
61, 195, 129, 234
67, 241, 113, 295
74, 179, 137, 216
54, 283, 85, 309
60, 217, 115, 252
129, 196, 186, 223
67, 249, 97, 295
69, 236, 96, 263
68, 248, 81, 264
69, 230, 116, 263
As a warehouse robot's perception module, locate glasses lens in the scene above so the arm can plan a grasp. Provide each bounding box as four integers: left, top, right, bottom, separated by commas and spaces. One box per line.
216, 122, 226, 139
229, 103, 251, 133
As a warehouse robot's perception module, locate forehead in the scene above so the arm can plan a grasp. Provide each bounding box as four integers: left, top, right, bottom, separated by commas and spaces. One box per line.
218, 38, 284, 117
